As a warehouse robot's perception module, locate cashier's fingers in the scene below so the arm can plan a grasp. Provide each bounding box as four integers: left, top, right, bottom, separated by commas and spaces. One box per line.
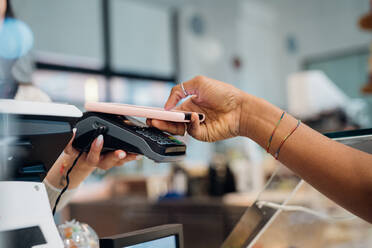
97, 151, 141, 170
96, 150, 125, 170
112, 150, 141, 164
116, 153, 142, 166
86, 135, 104, 166
121, 153, 141, 164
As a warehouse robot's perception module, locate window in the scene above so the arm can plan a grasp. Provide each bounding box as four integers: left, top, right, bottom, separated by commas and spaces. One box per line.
33, 70, 107, 109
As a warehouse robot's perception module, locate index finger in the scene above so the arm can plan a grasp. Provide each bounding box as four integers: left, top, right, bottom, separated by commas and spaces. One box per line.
164, 77, 200, 110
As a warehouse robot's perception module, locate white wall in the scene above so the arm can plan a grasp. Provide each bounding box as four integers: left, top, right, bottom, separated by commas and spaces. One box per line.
177, 0, 284, 107
178, 0, 239, 83
270, 0, 370, 56
177, 0, 371, 108
235, 1, 283, 106
267, 0, 372, 106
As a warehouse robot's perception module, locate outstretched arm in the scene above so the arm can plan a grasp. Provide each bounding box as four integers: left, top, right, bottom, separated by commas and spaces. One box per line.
241, 95, 372, 223
149, 76, 372, 223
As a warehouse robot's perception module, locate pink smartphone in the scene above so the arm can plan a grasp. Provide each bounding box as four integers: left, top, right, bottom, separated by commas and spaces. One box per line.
85, 102, 205, 123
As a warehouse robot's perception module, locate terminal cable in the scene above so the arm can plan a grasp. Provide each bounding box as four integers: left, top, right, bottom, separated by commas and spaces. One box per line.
52, 126, 106, 216
52, 150, 84, 215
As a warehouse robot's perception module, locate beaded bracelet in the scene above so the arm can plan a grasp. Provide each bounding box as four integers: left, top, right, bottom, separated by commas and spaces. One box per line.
266, 112, 285, 153
274, 120, 301, 160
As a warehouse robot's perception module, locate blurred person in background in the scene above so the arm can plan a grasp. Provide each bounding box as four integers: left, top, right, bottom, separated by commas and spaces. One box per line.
148, 76, 372, 224
0, 0, 139, 211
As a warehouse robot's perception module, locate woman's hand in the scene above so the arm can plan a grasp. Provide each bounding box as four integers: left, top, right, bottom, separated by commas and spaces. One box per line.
64, 130, 139, 170
147, 76, 247, 142
45, 129, 140, 189
151, 75, 372, 224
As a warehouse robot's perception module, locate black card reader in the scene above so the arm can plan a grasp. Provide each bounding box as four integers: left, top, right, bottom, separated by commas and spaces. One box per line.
72, 112, 186, 163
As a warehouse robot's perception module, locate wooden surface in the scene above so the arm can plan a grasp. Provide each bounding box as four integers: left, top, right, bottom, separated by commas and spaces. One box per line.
65, 197, 246, 248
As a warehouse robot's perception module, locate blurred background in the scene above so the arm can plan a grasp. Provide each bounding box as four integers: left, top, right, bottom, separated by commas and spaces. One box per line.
6, 0, 372, 247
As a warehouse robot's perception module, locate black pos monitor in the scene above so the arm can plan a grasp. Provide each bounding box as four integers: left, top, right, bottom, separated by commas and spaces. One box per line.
0, 100, 82, 182
100, 224, 184, 248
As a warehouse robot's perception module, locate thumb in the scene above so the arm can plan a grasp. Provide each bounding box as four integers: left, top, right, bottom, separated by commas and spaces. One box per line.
188, 112, 203, 140
64, 128, 78, 156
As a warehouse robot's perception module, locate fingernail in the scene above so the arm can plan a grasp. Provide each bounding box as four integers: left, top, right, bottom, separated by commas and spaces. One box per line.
136, 155, 143, 160
96, 135, 103, 147
72, 128, 77, 134
118, 151, 126, 160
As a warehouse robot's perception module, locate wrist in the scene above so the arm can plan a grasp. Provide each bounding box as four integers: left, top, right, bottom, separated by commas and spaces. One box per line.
46, 153, 95, 190
238, 93, 284, 146
238, 93, 263, 138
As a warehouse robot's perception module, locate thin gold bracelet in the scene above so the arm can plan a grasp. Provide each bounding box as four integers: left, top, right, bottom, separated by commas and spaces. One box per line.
274, 120, 301, 160
266, 112, 285, 153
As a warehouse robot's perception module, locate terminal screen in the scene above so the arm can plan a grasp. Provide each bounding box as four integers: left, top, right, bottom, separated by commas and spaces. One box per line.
123, 235, 177, 248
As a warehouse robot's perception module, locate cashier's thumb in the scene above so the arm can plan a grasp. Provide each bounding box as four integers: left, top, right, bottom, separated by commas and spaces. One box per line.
64, 128, 78, 156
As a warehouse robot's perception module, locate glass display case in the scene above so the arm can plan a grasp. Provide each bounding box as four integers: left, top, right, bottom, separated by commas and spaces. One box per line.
253, 181, 372, 248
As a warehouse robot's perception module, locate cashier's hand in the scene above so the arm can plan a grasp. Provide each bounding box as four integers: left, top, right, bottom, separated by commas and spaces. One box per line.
45, 129, 141, 190
63, 129, 139, 170
147, 76, 246, 142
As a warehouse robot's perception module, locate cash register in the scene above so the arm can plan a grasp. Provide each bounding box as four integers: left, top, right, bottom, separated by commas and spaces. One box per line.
0, 100, 82, 248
